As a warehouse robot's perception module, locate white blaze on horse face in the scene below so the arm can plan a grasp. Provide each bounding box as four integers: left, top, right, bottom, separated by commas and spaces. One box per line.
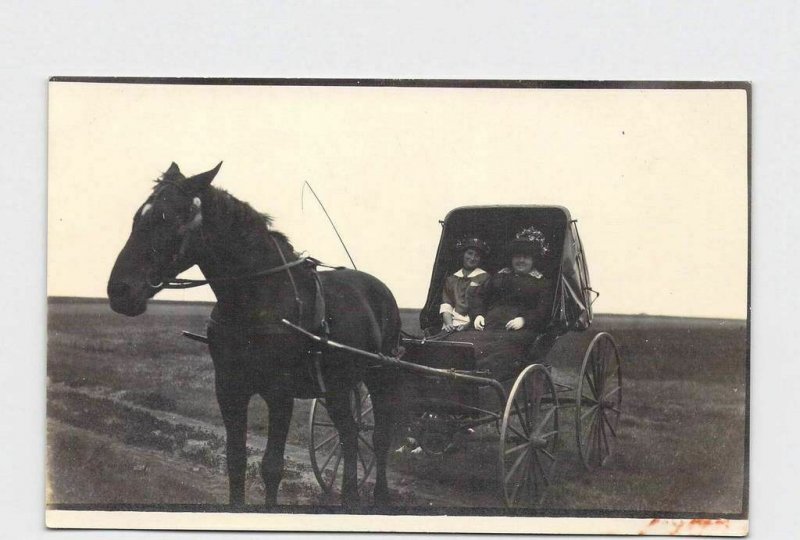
140, 203, 153, 217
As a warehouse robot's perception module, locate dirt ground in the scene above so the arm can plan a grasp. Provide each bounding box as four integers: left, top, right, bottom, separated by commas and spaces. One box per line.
46, 299, 747, 515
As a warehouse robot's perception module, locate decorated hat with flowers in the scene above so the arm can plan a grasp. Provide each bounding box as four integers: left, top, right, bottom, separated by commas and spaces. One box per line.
507, 226, 550, 257
454, 236, 490, 256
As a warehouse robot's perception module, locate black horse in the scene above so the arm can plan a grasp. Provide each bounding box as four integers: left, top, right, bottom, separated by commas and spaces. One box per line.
108, 162, 401, 507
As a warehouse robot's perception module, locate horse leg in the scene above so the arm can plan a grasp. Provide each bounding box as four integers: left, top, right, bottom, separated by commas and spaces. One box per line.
261, 393, 294, 506
326, 390, 360, 508
364, 378, 395, 507
217, 391, 250, 506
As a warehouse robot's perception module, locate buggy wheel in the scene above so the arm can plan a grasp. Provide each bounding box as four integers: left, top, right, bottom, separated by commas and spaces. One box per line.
576, 332, 622, 471
308, 383, 376, 493
499, 364, 559, 507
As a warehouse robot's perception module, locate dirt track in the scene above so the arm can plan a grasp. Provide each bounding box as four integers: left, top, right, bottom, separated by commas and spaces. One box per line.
46, 300, 747, 514
48, 383, 471, 507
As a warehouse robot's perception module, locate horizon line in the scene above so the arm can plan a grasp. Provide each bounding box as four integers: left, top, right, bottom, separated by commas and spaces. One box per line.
46, 296, 747, 323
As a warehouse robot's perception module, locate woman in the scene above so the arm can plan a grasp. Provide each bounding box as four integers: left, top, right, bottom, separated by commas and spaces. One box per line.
439, 237, 491, 332
464, 226, 553, 381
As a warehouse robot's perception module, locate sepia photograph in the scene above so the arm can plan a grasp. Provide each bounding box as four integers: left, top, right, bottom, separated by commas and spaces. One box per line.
46, 80, 749, 535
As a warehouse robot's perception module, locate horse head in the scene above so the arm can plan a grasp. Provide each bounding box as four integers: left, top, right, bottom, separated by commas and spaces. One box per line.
107, 162, 221, 316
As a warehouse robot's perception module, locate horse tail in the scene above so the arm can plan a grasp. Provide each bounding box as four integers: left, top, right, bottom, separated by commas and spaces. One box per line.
370, 276, 402, 357
324, 269, 401, 357
351, 271, 401, 357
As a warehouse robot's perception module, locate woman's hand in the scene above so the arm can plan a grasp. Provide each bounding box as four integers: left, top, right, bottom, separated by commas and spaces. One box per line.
505, 317, 525, 331
474, 315, 485, 331
442, 312, 454, 332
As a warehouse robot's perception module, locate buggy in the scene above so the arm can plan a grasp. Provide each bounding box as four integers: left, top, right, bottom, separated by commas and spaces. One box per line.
300, 206, 622, 507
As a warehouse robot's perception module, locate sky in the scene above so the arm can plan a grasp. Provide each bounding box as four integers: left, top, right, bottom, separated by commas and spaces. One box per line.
48, 82, 748, 319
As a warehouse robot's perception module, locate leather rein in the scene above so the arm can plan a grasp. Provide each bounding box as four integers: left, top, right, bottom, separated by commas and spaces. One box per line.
153, 248, 312, 290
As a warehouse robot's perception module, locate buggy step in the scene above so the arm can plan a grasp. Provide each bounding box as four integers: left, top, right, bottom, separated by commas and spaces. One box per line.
182, 331, 209, 344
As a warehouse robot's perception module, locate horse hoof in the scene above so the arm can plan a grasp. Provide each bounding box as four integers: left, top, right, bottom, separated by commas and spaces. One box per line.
373, 492, 391, 508
342, 496, 361, 512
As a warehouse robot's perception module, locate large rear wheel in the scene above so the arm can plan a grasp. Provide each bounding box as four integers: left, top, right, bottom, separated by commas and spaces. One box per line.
308, 383, 376, 493
576, 332, 622, 471
499, 363, 559, 507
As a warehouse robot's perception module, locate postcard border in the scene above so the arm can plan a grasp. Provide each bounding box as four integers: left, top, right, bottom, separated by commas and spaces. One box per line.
46, 79, 751, 529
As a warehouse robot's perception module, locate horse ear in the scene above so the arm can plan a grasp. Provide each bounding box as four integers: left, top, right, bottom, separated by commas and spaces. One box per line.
166, 162, 181, 176
186, 162, 222, 192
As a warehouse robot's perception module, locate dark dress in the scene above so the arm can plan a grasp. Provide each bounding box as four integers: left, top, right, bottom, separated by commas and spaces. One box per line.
443, 268, 552, 381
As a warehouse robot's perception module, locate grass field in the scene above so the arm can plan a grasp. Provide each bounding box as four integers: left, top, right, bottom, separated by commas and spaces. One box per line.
46, 298, 747, 515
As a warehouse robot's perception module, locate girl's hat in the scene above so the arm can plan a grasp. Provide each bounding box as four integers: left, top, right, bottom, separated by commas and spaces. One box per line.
455, 237, 490, 257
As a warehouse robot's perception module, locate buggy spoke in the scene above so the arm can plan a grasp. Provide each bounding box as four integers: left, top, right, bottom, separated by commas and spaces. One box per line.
593, 416, 603, 464
540, 448, 556, 462
521, 383, 532, 429
505, 446, 531, 484
512, 399, 531, 437
602, 385, 621, 400
605, 365, 620, 383
596, 356, 608, 395
585, 408, 598, 438
601, 409, 618, 437
327, 450, 343, 491
528, 453, 538, 498
320, 443, 340, 471
581, 404, 599, 422
584, 371, 598, 399
599, 414, 610, 458
535, 406, 556, 433
357, 446, 368, 472
506, 422, 529, 441
361, 457, 375, 481
587, 418, 597, 464
510, 456, 529, 505
357, 433, 374, 452
314, 432, 339, 452
314, 421, 335, 428
540, 430, 558, 439
533, 450, 550, 487
359, 404, 374, 418
505, 440, 531, 456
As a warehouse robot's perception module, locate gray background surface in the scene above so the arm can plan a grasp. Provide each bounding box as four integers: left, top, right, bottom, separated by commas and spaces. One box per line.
3, 1, 796, 537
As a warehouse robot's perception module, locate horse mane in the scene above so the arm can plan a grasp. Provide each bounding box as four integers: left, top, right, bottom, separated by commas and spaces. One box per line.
151, 172, 293, 256
204, 185, 292, 249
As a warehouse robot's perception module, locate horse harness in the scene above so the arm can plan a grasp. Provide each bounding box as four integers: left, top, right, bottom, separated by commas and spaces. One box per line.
147, 183, 338, 391
162, 245, 338, 393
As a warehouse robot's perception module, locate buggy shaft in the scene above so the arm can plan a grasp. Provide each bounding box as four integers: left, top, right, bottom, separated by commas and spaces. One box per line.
280, 319, 507, 404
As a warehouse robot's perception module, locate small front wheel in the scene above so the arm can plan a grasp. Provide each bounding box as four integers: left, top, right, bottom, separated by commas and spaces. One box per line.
499, 363, 559, 507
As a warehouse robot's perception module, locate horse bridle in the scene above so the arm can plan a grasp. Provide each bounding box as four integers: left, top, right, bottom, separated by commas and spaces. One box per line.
144, 180, 313, 325
152, 247, 311, 290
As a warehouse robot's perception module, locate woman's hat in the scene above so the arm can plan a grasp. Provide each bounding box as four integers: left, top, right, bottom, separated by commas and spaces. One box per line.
507, 226, 550, 257
455, 237, 490, 257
